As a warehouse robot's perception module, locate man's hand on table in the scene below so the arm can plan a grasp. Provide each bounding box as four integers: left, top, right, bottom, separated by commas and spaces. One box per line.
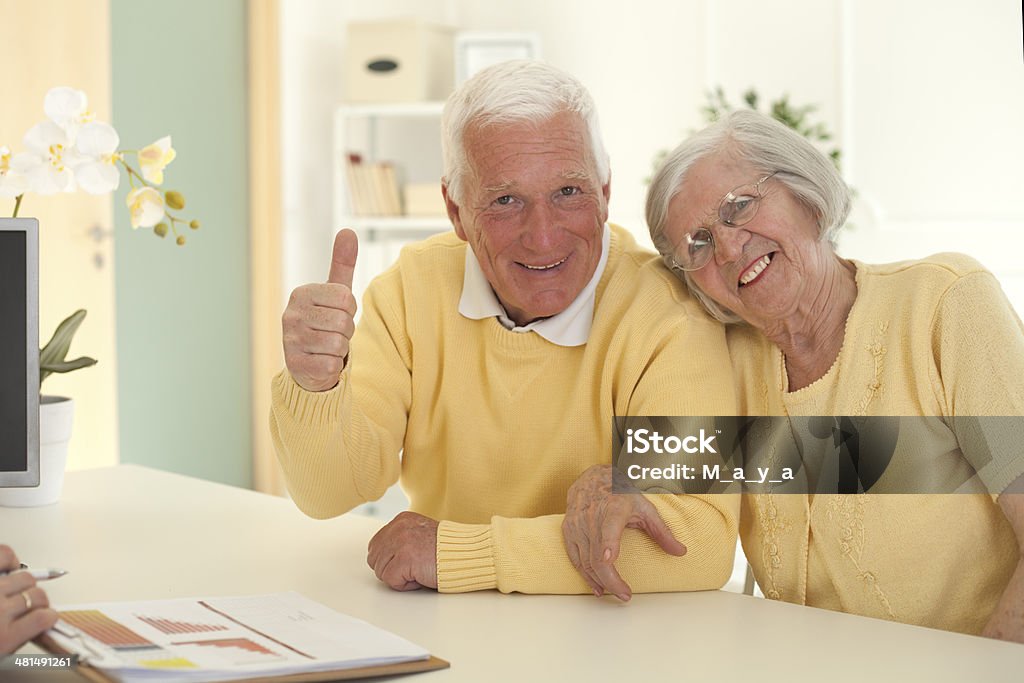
562, 464, 686, 601
367, 511, 439, 591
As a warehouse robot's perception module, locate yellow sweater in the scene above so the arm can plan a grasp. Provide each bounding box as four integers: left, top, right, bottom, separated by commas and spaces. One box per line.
270, 225, 739, 594
729, 253, 1024, 634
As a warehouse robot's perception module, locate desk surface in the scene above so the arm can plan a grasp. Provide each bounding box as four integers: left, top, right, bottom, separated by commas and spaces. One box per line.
2, 465, 1022, 681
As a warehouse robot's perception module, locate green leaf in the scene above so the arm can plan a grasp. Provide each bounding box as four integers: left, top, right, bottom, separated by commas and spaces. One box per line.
40, 356, 98, 384
742, 88, 758, 109
42, 356, 98, 373
39, 309, 94, 387
829, 149, 842, 170
684, 84, 847, 177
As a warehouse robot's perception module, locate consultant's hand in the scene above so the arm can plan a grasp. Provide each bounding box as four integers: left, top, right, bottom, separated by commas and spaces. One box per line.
282, 229, 359, 392
0, 545, 57, 655
562, 464, 686, 601
367, 512, 439, 591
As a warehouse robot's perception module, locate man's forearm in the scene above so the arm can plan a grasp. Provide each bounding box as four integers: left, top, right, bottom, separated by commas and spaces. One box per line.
269, 369, 401, 519
436, 495, 738, 594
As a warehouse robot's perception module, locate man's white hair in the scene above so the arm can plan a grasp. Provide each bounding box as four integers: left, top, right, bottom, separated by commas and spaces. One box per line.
441, 60, 610, 204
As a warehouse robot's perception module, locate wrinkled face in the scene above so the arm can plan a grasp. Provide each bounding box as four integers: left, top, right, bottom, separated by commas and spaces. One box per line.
665, 153, 830, 329
443, 111, 610, 326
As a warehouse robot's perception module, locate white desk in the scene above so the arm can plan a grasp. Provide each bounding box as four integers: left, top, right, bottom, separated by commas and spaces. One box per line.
2, 465, 1022, 681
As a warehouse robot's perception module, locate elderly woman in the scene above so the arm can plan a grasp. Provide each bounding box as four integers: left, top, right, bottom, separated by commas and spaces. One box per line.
640, 109, 1024, 641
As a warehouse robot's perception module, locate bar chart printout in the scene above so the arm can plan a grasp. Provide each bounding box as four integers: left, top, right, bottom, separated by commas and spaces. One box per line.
171, 638, 284, 667
46, 592, 434, 682
60, 610, 154, 650
136, 614, 229, 635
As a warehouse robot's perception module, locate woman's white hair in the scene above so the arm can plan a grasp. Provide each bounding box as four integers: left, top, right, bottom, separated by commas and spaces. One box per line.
441, 60, 610, 204
645, 109, 852, 324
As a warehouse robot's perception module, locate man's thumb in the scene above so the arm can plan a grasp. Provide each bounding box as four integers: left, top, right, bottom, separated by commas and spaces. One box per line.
328, 228, 359, 287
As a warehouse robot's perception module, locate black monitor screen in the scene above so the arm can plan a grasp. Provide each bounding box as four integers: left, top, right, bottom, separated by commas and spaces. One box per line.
0, 220, 38, 486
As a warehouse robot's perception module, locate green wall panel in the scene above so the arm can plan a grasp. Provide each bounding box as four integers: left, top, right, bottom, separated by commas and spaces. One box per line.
111, 0, 251, 487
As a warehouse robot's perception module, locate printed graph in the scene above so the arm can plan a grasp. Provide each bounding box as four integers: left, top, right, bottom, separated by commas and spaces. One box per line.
60, 610, 155, 650
174, 638, 277, 656
136, 614, 229, 635
136, 657, 199, 670
171, 637, 284, 666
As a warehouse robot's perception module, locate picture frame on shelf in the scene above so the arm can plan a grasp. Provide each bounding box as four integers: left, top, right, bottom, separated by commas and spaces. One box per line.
454, 31, 542, 86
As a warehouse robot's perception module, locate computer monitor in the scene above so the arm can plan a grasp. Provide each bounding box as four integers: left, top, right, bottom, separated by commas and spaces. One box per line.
0, 218, 39, 487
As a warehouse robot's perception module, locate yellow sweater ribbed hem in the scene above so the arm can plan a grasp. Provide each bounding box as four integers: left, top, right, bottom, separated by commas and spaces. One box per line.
436, 521, 497, 593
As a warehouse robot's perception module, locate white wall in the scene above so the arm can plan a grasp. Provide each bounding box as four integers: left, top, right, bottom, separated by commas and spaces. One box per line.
836, 0, 1024, 308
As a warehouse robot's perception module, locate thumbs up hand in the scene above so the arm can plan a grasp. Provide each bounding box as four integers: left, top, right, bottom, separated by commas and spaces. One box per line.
282, 229, 359, 392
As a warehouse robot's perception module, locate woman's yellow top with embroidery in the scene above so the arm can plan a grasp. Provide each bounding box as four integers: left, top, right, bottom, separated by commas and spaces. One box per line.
728, 254, 1024, 635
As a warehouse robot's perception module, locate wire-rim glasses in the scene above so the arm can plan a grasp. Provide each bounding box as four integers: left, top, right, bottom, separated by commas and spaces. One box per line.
669, 171, 777, 272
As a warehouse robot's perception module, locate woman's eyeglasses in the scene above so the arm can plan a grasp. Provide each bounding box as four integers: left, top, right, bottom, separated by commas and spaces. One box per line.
669, 171, 777, 272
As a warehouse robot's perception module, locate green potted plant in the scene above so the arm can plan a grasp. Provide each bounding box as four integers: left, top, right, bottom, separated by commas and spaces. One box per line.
648, 87, 843, 183
0, 86, 200, 506
701, 86, 841, 168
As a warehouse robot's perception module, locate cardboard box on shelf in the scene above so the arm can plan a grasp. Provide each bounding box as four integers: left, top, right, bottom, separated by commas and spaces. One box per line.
403, 182, 446, 217
345, 20, 455, 103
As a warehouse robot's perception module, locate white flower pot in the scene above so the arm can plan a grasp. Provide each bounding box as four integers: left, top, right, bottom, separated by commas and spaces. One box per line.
0, 396, 74, 507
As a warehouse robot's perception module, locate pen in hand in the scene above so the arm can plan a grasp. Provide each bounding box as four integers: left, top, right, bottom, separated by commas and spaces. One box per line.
0, 563, 68, 581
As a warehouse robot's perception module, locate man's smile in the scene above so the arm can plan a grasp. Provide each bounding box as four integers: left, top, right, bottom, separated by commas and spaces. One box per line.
517, 254, 570, 271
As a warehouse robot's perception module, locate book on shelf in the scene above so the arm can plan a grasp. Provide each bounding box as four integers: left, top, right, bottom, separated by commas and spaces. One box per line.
378, 162, 404, 216
344, 153, 374, 216
345, 153, 403, 217
35, 591, 448, 682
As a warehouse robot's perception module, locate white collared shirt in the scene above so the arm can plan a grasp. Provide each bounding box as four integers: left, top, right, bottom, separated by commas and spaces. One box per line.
457, 224, 611, 347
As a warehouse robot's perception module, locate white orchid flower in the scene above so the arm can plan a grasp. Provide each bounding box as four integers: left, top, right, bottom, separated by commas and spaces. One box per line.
73, 122, 121, 195
44, 86, 93, 138
125, 186, 165, 228
3, 86, 195, 249
138, 136, 176, 185
14, 120, 75, 195
0, 146, 28, 198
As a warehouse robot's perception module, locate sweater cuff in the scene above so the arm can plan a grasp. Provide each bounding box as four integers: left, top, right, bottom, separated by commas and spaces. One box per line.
271, 368, 346, 426
436, 521, 497, 593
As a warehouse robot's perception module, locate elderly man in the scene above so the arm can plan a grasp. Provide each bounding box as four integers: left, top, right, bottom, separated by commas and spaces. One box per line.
271, 60, 737, 600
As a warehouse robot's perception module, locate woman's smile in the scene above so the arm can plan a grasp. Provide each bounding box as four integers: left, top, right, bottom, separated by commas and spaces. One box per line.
738, 252, 775, 287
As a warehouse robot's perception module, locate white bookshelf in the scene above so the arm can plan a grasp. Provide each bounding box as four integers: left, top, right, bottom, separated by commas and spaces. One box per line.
333, 101, 452, 297
332, 101, 448, 226
335, 215, 451, 233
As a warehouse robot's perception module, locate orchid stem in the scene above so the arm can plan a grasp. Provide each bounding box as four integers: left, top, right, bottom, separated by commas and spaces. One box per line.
13, 194, 23, 218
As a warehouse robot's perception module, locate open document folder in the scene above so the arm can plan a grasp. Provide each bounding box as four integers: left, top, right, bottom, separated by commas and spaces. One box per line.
36, 592, 448, 682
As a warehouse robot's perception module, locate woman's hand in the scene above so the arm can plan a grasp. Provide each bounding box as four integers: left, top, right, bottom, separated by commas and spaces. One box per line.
0, 545, 58, 655
983, 475, 1024, 644
561, 465, 686, 601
